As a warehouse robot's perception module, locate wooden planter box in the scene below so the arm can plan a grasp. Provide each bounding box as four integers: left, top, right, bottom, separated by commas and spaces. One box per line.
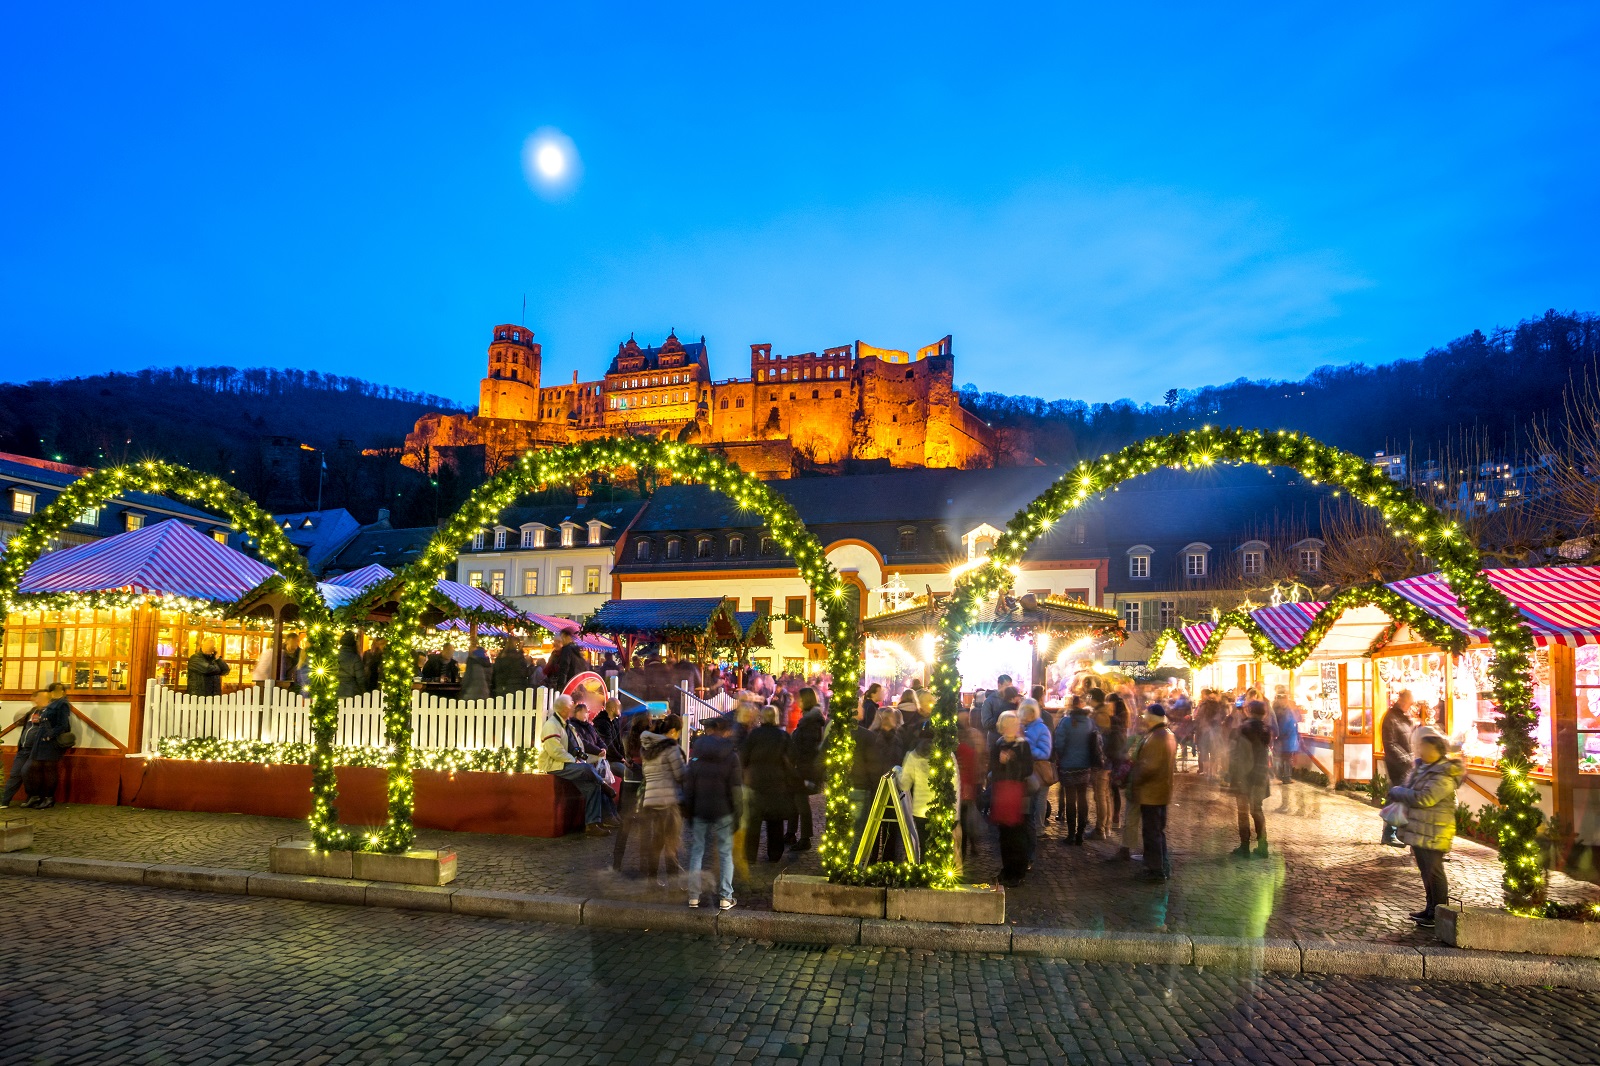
1438, 905, 1600, 958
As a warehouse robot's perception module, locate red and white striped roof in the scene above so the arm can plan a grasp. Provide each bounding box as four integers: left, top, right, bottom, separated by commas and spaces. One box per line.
19, 519, 274, 604
1179, 621, 1216, 657
1250, 600, 1328, 650
1389, 566, 1600, 647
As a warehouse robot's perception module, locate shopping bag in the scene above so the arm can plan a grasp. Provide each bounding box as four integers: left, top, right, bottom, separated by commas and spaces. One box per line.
990, 779, 1026, 827
1380, 801, 1408, 828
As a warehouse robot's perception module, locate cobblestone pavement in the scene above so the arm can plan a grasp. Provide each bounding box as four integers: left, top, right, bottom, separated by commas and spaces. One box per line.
7, 774, 1597, 944
0, 876, 1596, 1066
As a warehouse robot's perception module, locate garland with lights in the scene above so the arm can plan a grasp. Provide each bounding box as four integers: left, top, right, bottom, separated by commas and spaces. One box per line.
369, 438, 863, 860
932, 428, 1543, 910
1146, 582, 1468, 671
2, 589, 232, 619
156, 736, 544, 774
0, 460, 358, 851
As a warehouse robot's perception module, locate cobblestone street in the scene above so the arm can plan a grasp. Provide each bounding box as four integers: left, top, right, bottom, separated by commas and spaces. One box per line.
0, 875, 1595, 1066
10, 774, 1596, 944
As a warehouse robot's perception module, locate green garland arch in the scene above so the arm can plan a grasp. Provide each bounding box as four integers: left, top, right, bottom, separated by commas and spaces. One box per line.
366, 438, 867, 863
930, 428, 1544, 911
1146, 583, 1469, 671
0, 461, 358, 850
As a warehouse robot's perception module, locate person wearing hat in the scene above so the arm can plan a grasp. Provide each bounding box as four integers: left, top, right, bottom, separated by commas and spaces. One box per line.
1129, 703, 1177, 881
1387, 727, 1463, 928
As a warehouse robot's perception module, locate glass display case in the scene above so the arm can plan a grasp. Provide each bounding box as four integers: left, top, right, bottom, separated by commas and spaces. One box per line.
1445, 646, 1552, 775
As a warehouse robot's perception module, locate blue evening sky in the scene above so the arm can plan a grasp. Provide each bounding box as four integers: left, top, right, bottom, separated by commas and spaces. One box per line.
2, 3, 1595, 405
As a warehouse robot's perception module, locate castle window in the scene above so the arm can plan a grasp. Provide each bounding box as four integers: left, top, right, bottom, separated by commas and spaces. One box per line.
728, 534, 744, 556
789, 393, 796, 401
891, 415, 898, 423
834, 390, 842, 398
812, 390, 819, 399
769, 392, 777, 401
635, 539, 651, 561
735, 397, 744, 408
898, 527, 916, 552
720, 399, 729, 409
905, 370, 914, 380
696, 537, 713, 559
666, 538, 681, 561
758, 370, 765, 382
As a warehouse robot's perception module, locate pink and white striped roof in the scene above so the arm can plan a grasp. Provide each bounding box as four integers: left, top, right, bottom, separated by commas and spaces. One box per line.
18, 519, 274, 604
1389, 566, 1600, 647
1249, 600, 1329, 650
1178, 621, 1216, 658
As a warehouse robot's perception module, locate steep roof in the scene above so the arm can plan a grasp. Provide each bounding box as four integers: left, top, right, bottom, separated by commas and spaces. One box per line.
18, 518, 274, 603
321, 526, 435, 577
489, 499, 645, 534
604, 333, 710, 376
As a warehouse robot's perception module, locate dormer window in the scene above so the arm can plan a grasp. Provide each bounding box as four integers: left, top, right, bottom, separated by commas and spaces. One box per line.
472, 530, 486, 551
1127, 545, 1153, 580
696, 536, 714, 559
666, 537, 682, 561
560, 523, 576, 548
760, 535, 776, 557
635, 539, 651, 561
728, 534, 744, 556
898, 526, 917, 552
1295, 539, 1325, 573
587, 520, 605, 546
1242, 550, 1262, 576
521, 527, 537, 548
11, 489, 37, 516
493, 528, 508, 550
1185, 551, 1208, 577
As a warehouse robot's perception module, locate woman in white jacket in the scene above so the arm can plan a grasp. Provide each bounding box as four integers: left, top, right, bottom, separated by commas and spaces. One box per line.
899, 724, 959, 857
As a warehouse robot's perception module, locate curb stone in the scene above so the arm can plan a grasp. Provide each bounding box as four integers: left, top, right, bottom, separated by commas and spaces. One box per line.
2, 855, 1594, 990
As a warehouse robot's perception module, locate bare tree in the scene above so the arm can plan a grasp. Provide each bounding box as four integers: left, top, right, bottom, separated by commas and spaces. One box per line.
1531, 361, 1600, 563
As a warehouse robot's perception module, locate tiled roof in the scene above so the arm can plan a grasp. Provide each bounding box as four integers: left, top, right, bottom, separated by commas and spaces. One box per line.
323, 526, 435, 576
586, 597, 731, 635
0, 454, 230, 532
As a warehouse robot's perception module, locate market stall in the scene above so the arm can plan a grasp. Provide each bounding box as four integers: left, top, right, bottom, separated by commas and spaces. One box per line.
585, 597, 769, 704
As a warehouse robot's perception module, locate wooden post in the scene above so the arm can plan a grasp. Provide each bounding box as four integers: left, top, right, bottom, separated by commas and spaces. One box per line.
1551, 643, 1579, 856
126, 603, 160, 754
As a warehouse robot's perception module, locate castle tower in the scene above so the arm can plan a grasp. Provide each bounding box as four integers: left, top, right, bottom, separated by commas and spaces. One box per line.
478, 324, 542, 422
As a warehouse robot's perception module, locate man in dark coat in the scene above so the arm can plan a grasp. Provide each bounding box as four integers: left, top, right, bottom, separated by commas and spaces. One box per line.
1380, 690, 1414, 846
788, 688, 825, 851
740, 706, 794, 863
544, 629, 588, 692
1, 687, 72, 808
684, 717, 743, 908
186, 637, 230, 697
361, 636, 387, 692
336, 633, 366, 699
492, 638, 534, 696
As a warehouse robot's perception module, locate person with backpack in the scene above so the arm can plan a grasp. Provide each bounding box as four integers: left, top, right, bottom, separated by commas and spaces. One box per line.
684, 716, 743, 910
1053, 696, 1103, 845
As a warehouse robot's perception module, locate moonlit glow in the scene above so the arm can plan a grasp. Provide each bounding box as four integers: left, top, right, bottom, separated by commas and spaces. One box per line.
522, 127, 581, 199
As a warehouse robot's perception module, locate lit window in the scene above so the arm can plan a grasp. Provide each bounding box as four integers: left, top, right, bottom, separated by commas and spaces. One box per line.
1122, 601, 1142, 632
666, 538, 682, 561
635, 540, 650, 561
585, 566, 601, 593
561, 525, 574, 548
211, 530, 229, 545
1159, 600, 1176, 628
523, 570, 539, 596
728, 534, 744, 556
467, 571, 485, 588
11, 490, 35, 515
76, 506, 101, 527
1129, 555, 1150, 579
124, 513, 145, 531
1299, 548, 1321, 572
1186, 552, 1207, 578
587, 522, 603, 546
557, 567, 573, 594
1242, 551, 1262, 576
489, 571, 506, 596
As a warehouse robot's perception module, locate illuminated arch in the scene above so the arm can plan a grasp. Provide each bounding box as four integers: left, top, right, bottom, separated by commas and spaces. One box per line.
0, 461, 360, 849
368, 438, 867, 866
928, 428, 1542, 909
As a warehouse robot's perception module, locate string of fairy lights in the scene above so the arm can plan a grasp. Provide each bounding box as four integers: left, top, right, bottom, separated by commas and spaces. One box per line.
370, 437, 863, 858
929, 427, 1544, 911
0, 460, 361, 852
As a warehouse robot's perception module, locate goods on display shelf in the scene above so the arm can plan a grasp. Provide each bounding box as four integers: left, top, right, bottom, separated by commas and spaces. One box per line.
1577, 644, 1600, 774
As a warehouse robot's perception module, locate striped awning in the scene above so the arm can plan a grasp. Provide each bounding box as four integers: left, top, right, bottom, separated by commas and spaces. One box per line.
18, 519, 274, 604
525, 611, 618, 653
325, 564, 394, 590
1389, 566, 1600, 647
435, 618, 513, 638
435, 578, 523, 621
1179, 621, 1216, 658
1249, 600, 1329, 650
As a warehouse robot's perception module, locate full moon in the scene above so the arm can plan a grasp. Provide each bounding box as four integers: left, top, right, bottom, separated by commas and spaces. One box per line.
535, 143, 566, 178
522, 128, 582, 199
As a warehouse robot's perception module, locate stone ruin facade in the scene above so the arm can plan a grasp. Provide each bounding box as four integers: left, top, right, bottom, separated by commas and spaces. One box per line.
403, 325, 998, 478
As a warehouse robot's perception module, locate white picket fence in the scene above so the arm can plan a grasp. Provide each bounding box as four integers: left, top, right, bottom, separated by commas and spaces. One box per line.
143, 680, 553, 752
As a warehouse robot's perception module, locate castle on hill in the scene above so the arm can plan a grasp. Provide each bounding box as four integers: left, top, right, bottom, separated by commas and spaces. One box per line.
403, 324, 998, 478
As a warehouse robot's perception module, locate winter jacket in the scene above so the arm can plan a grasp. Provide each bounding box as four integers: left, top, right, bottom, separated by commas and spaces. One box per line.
683, 734, 742, 821
569, 718, 606, 758
492, 648, 533, 697
1131, 724, 1177, 806
1275, 702, 1301, 754
460, 648, 492, 700
361, 648, 384, 692
989, 736, 1034, 784
16, 698, 72, 762
860, 697, 879, 729
544, 642, 587, 692
1381, 707, 1413, 784
1229, 717, 1273, 796
1053, 710, 1103, 773
1391, 753, 1464, 851
336, 646, 366, 699
852, 726, 903, 791
1023, 717, 1053, 761
185, 651, 230, 697
790, 709, 827, 791
537, 713, 583, 773
956, 737, 980, 802
640, 731, 686, 809
900, 748, 937, 818
741, 723, 794, 818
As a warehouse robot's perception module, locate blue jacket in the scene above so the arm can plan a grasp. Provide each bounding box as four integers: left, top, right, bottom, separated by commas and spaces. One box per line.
1052, 710, 1103, 772
1023, 717, 1053, 761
